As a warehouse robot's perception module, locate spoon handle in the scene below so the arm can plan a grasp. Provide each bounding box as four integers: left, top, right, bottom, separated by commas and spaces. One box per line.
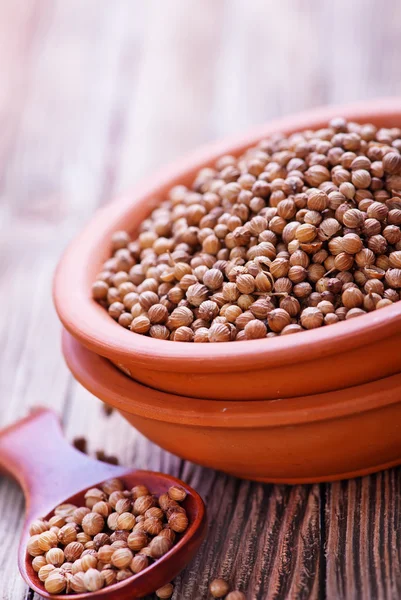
0, 408, 128, 518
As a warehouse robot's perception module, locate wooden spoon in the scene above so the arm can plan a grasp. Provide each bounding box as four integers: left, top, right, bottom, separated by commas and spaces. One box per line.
0, 408, 207, 599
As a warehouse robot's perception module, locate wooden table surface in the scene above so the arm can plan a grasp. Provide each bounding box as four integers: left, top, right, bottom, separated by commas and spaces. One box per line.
1, 1, 401, 599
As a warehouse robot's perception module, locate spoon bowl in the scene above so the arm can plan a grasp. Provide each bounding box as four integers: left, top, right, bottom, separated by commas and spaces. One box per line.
0, 409, 206, 599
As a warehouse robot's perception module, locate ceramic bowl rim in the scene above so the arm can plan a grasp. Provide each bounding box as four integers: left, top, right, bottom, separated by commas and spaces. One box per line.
63, 330, 401, 429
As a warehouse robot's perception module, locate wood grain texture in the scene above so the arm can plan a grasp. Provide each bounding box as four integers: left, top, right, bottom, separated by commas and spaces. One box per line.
0, 1, 400, 599
325, 470, 401, 600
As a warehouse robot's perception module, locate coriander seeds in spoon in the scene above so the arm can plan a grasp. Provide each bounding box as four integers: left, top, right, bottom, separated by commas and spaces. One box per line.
0, 409, 206, 599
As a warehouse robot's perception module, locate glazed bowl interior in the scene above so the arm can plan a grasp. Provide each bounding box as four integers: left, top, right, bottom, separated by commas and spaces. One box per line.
54, 99, 401, 401
63, 330, 401, 484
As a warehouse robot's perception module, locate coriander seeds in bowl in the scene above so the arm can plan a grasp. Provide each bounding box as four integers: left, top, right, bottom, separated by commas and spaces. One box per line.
92, 117, 401, 343
54, 100, 401, 400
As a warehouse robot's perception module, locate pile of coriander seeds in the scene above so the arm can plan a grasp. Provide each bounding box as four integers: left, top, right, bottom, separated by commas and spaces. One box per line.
93, 118, 401, 342
27, 479, 188, 597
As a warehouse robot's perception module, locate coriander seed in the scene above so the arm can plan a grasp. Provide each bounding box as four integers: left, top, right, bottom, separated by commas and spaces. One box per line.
84, 568, 103, 592
130, 554, 149, 573
111, 548, 133, 569
168, 485, 187, 502
46, 548, 65, 567
44, 572, 66, 594
210, 578, 230, 598
156, 583, 174, 599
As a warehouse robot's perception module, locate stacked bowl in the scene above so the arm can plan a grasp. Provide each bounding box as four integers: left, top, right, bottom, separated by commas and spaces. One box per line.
54, 99, 401, 484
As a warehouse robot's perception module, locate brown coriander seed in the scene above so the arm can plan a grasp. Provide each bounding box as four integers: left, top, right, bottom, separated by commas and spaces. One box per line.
71, 559, 83, 574
244, 319, 267, 340
64, 541, 84, 562
38, 530, 58, 552
111, 230, 130, 250
156, 583, 175, 599
44, 571, 66, 594
110, 530, 129, 543
108, 491, 126, 508
127, 531, 148, 551
108, 301, 125, 320
57, 523, 78, 545
131, 484, 150, 499
46, 548, 65, 567
100, 478, 124, 496
208, 322, 231, 342
342, 287, 364, 308
186, 283, 209, 306
168, 485, 187, 502
101, 569, 117, 587
32, 555, 47, 572
148, 303, 169, 324
165, 503, 186, 518
145, 506, 164, 519
385, 268, 401, 288
133, 495, 156, 515
27, 535, 43, 557
130, 314, 151, 334
29, 519, 49, 536
82, 512, 104, 536
77, 532, 92, 544
69, 572, 87, 593
111, 547, 133, 569
117, 512, 136, 530
84, 488, 106, 508
167, 306, 194, 329
377, 299, 393, 309
118, 312, 133, 328
81, 553, 98, 571
115, 497, 132, 514
383, 151, 401, 174
281, 324, 303, 335
84, 568, 104, 592
150, 324, 170, 339
149, 535, 173, 558
92, 500, 112, 517
97, 545, 114, 563
104, 512, 118, 538
203, 268, 224, 290
139, 545, 153, 557
307, 189, 329, 212
210, 578, 231, 598
38, 564, 56, 582
346, 308, 366, 319
159, 528, 176, 543
300, 307, 324, 330
49, 513, 68, 526
168, 511, 189, 533
295, 223, 317, 243
130, 554, 149, 574
72, 506, 91, 525
267, 309, 291, 333
174, 326, 194, 342
116, 569, 133, 582
236, 273, 255, 294
143, 517, 163, 535
341, 233, 363, 255
342, 208, 364, 229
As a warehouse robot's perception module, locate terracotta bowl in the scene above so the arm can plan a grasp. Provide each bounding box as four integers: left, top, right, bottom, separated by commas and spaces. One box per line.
54, 98, 401, 401
63, 330, 401, 484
